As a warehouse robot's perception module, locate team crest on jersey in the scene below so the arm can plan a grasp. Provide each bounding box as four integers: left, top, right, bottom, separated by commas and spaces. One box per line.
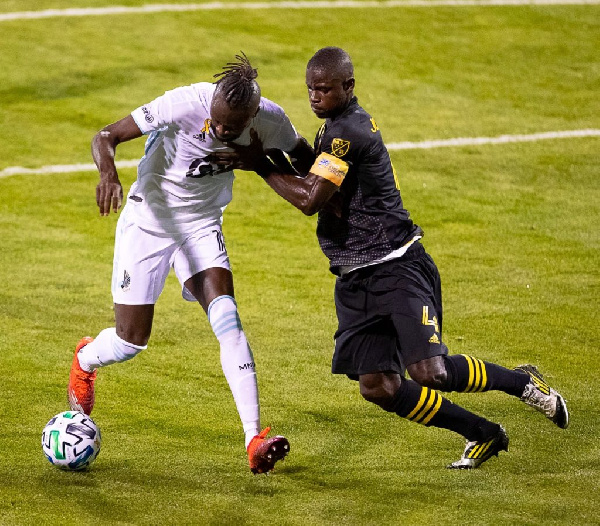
331, 138, 350, 157
331, 139, 350, 157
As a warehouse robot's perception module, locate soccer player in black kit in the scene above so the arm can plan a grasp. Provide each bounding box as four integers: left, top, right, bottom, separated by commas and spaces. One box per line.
212, 47, 569, 468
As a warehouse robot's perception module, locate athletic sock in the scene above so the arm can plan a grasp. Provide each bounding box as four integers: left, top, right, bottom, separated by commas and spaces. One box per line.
208, 295, 260, 448
385, 378, 499, 442
442, 354, 530, 397
77, 327, 146, 372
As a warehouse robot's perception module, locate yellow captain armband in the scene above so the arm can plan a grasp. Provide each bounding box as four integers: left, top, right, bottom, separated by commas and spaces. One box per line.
310, 152, 349, 187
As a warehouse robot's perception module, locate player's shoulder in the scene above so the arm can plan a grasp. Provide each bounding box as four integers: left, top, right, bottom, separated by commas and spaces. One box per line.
256, 96, 289, 124
339, 102, 375, 134
154, 82, 212, 104
325, 104, 377, 149
188, 82, 216, 103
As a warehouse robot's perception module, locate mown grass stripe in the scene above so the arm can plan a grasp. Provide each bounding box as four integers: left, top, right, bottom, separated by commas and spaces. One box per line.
1, 0, 599, 22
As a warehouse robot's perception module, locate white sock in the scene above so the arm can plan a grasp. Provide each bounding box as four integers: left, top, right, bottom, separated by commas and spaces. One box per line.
208, 295, 261, 448
77, 327, 147, 372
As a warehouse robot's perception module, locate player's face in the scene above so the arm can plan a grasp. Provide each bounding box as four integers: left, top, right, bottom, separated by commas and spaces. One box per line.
210, 97, 255, 142
306, 67, 354, 119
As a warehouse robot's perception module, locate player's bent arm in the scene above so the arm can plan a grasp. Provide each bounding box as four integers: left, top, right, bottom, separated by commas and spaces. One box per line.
91, 115, 143, 216
258, 151, 346, 216
260, 170, 339, 216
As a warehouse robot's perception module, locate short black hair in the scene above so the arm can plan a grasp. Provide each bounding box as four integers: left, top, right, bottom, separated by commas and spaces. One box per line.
307, 47, 354, 79
213, 52, 260, 109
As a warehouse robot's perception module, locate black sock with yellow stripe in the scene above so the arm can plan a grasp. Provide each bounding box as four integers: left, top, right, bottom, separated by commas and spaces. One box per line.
385, 378, 499, 442
442, 354, 530, 396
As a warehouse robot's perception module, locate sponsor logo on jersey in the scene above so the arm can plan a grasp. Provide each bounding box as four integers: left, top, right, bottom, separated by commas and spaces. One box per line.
331, 138, 350, 157
141, 106, 154, 123
370, 118, 379, 133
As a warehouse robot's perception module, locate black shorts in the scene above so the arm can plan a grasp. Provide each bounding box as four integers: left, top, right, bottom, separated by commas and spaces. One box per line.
332, 243, 448, 379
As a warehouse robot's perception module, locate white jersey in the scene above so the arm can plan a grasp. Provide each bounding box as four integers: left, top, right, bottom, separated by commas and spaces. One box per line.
129, 82, 299, 234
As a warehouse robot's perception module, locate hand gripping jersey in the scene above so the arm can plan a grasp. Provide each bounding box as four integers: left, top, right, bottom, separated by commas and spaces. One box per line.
130, 82, 299, 234
314, 97, 423, 275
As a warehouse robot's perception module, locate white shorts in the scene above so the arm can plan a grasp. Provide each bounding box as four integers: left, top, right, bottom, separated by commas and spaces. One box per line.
111, 206, 230, 305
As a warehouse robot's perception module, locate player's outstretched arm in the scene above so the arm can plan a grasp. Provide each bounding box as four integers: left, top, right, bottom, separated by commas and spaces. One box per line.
91, 115, 142, 216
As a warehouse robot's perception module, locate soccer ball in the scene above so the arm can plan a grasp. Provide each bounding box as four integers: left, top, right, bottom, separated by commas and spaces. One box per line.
41, 411, 101, 470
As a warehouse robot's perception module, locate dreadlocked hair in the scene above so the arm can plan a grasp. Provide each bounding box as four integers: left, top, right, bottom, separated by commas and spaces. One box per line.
213, 52, 259, 108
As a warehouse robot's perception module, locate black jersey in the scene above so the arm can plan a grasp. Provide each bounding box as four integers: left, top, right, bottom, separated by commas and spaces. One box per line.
314, 97, 422, 275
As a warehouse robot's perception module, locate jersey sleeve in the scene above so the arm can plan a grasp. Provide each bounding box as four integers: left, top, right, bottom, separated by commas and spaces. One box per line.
319, 121, 359, 159
316, 121, 356, 174
256, 100, 300, 153
131, 86, 193, 134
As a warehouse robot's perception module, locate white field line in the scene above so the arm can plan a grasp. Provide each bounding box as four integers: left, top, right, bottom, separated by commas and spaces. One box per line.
1, 0, 599, 22
386, 129, 600, 150
1, 129, 598, 178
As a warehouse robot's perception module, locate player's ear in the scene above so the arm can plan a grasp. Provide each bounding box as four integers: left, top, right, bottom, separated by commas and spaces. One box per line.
343, 77, 355, 92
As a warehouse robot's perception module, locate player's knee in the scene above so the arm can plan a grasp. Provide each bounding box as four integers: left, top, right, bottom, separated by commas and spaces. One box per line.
360, 386, 394, 408
407, 359, 449, 390
416, 370, 448, 390
359, 374, 398, 408
114, 308, 152, 347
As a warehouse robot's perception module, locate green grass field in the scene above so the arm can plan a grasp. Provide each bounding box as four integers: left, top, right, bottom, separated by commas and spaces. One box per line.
1, 2, 599, 524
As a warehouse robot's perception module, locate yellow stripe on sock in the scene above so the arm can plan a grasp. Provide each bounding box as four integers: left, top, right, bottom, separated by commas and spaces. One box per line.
477, 359, 488, 392
463, 355, 488, 392
473, 358, 482, 392
405, 387, 429, 421
463, 354, 475, 392
411, 389, 437, 423
465, 355, 480, 392
420, 392, 443, 425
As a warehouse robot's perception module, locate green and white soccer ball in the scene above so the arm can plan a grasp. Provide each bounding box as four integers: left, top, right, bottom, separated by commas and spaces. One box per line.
41, 411, 101, 470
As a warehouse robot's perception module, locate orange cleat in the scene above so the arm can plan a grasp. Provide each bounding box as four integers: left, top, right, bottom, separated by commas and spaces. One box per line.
247, 427, 290, 474
67, 337, 97, 415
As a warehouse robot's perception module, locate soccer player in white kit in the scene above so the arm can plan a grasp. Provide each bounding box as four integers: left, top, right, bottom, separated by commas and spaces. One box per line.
68, 54, 315, 474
